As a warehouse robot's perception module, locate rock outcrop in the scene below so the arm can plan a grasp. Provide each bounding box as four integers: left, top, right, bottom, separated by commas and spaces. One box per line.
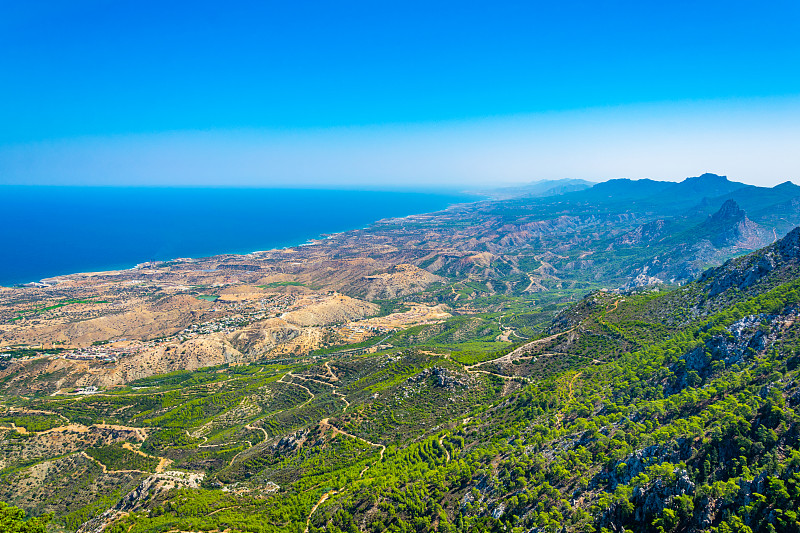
700, 226, 800, 296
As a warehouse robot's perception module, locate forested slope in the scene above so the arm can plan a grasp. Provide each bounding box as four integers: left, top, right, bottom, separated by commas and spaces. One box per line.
4, 228, 800, 532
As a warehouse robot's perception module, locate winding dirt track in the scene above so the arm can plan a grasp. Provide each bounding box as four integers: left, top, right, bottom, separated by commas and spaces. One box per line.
80, 451, 148, 475
464, 326, 578, 373
304, 490, 339, 533
278, 372, 315, 408
282, 358, 386, 532
245, 423, 268, 440
461, 327, 578, 383
227, 441, 253, 466
438, 434, 451, 463
463, 296, 622, 381
288, 372, 350, 411
227, 362, 351, 473
320, 418, 386, 471
122, 441, 171, 473
323, 361, 339, 381
303, 418, 386, 532
222, 423, 270, 466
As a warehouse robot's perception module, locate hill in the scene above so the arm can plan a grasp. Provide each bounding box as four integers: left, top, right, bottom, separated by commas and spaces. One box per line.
2, 221, 800, 532
3, 176, 800, 532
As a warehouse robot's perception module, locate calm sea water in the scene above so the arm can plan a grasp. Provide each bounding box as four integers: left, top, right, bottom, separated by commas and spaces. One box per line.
0, 187, 475, 286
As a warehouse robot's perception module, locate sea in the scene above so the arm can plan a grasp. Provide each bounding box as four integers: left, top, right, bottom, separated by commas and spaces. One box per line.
0, 186, 476, 286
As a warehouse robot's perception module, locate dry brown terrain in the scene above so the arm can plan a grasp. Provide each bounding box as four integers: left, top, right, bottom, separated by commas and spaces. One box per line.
4, 185, 792, 396
0, 237, 448, 393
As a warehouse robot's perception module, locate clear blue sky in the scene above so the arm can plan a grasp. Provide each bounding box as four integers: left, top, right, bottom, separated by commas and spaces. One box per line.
2, 0, 800, 186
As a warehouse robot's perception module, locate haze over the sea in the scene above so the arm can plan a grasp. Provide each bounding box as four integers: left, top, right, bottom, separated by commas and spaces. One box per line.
2, 2, 799, 283
1, 1, 799, 188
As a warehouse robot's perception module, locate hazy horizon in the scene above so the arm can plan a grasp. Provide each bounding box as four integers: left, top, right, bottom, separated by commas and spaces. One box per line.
2, 2, 799, 188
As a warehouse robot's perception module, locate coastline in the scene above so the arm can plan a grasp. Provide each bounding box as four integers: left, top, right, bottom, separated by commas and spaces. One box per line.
4, 190, 482, 288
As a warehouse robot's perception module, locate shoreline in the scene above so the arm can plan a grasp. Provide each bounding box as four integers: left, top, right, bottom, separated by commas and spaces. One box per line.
4, 193, 483, 289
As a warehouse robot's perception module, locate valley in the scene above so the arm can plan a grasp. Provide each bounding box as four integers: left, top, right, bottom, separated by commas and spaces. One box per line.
4, 174, 800, 532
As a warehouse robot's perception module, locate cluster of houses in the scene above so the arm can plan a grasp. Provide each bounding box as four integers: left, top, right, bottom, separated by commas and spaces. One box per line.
59, 345, 138, 363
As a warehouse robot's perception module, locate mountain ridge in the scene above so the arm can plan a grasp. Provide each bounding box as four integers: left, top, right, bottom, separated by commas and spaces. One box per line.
3, 177, 800, 533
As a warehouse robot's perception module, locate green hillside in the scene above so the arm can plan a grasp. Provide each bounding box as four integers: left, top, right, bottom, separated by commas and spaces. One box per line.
4, 229, 800, 532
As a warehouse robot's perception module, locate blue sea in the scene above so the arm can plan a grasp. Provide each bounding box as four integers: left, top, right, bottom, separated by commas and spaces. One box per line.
0, 187, 475, 286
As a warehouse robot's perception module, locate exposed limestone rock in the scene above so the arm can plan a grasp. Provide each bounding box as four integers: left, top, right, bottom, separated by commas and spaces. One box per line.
614, 219, 668, 247
700, 226, 800, 296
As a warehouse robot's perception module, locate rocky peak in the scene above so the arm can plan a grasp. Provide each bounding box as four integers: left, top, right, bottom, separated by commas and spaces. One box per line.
709, 199, 746, 224
613, 219, 667, 247
699, 225, 800, 297
777, 226, 800, 260
701, 199, 763, 249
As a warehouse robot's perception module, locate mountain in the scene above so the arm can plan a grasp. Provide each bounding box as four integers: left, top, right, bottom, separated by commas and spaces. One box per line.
702, 199, 764, 248
680, 181, 800, 231
659, 172, 747, 200
571, 177, 672, 202
698, 224, 800, 297
718, 180, 800, 214
563, 173, 761, 213
476, 178, 594, 199
4, 225, 800, 533
4, 176, 800, 533
615, 199, 773, 286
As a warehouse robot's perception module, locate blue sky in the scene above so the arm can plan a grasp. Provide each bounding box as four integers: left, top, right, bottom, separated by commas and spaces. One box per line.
2, 0, 799, 187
